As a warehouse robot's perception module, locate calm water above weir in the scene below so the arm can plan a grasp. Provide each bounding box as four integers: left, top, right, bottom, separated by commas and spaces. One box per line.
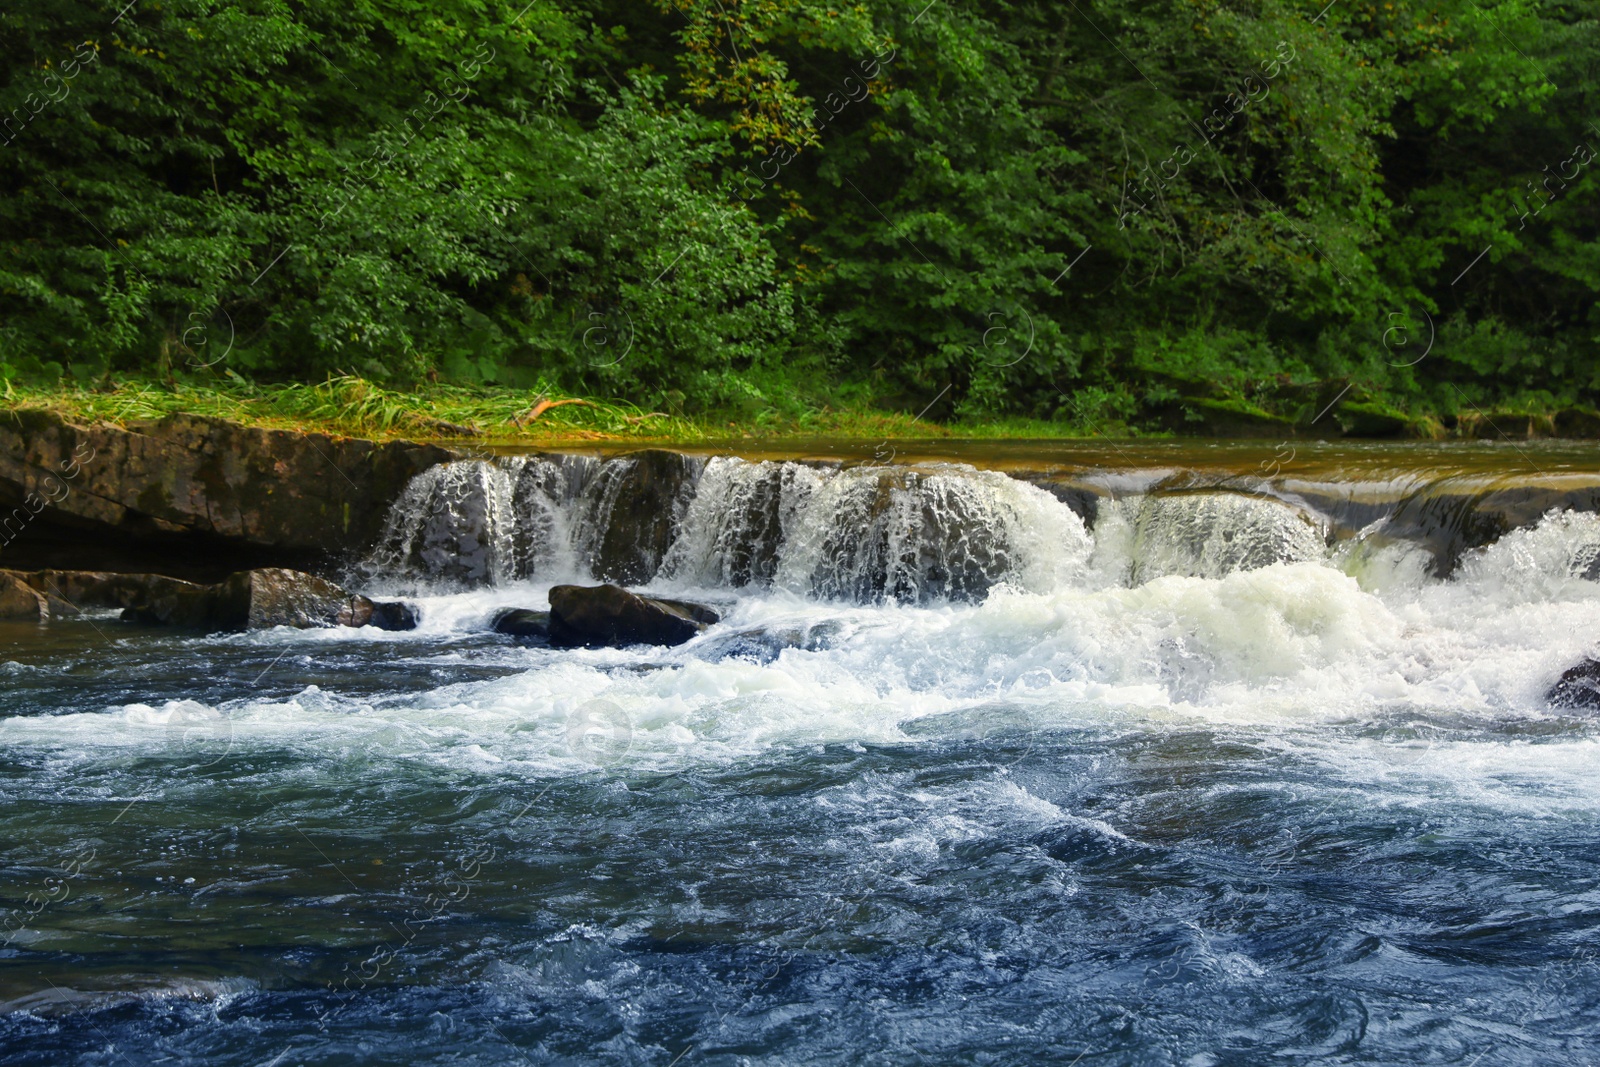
4, 440, 1600, 1065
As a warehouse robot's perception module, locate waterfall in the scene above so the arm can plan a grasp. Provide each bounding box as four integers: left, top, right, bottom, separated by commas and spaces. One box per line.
367, 453, 602, 587
365, 451, 1599, 603
367, 454, 1091, 600
1101, 492, 1330, 584
662, 459, 1092, 601
658, 458, 825, 589
770, 463, 1090, 601
366, 460, 521, 587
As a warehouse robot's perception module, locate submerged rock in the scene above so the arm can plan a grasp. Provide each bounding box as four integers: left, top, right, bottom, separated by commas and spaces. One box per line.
492, 608, 551, 640
547, 583, 719, 648
698, 620, 844, 664
1547, 659, 1600, 711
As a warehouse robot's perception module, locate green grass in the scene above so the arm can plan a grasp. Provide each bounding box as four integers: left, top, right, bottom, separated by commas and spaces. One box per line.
0, 375, 1127, 444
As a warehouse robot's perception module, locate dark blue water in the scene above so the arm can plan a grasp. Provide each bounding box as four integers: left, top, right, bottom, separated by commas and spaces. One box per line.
4, 547, 1600, 1066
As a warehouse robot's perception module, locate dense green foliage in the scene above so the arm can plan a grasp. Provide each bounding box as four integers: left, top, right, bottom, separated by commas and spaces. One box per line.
2, 0, 1597, 432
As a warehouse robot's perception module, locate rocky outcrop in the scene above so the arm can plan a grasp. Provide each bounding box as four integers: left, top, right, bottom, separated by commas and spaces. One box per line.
0, 566, 416, 632
0, 572, 47, 620
121, 567, 419, 631
1548, 659, 1600, 711
2, 568, 211, 622
0, 408, 456, 576
546, 583, 719, 648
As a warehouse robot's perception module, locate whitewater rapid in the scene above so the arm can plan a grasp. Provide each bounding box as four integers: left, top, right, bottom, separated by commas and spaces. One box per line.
7, 496, 1599, 788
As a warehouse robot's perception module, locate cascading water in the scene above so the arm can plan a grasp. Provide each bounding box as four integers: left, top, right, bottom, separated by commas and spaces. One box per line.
661, 458, 1092, 601
367, 454, 1094, 601
365, 459, 522, 587
1092, 491, 1330, 584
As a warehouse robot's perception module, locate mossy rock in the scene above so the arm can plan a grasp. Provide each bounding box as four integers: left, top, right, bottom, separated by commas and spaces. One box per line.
1454, 410, 1556, 440
1170, 396, 1296, 438
1334, 401, 1411, 438
1555, 407, 1600, 438
1142, 370, 1228, 401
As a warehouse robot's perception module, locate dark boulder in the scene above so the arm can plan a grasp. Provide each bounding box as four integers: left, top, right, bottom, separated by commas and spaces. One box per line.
339, 595, 420, 631
368, 599, 420, 631
1548, 659, 1600, 711
210, 568, 352, 629
117, 577, 220, 628
547, 583, 719, 649
491, 608, 551, 640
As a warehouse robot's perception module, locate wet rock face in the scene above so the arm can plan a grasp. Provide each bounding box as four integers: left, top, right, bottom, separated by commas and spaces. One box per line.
579, 451, 700, 585
37, 566, 426, 632
1548, 659, 1600, 711
375, 462, 511, 587
546, 583, 719, 649
0, 408, 455, 567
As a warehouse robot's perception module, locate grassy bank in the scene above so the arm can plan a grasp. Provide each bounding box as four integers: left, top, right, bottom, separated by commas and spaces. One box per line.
6, 375, 1593, 446
0, 375, 1033, 444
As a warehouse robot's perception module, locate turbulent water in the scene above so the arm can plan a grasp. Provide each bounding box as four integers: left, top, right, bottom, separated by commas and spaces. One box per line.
5, 445, 1600, 1065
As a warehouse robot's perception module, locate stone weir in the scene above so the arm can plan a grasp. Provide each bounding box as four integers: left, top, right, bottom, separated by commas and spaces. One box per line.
365, 444, 1600, 599
5, 410, 1600, 597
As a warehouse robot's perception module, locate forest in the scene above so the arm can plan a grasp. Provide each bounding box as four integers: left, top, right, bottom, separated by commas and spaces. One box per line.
2, 0, 1598, 435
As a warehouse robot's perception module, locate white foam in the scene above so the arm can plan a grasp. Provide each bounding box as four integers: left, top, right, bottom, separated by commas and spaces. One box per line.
5, 511, 1600, 822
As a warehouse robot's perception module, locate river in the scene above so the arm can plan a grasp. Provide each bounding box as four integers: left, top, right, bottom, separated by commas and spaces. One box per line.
3, 440, 1599, 1065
